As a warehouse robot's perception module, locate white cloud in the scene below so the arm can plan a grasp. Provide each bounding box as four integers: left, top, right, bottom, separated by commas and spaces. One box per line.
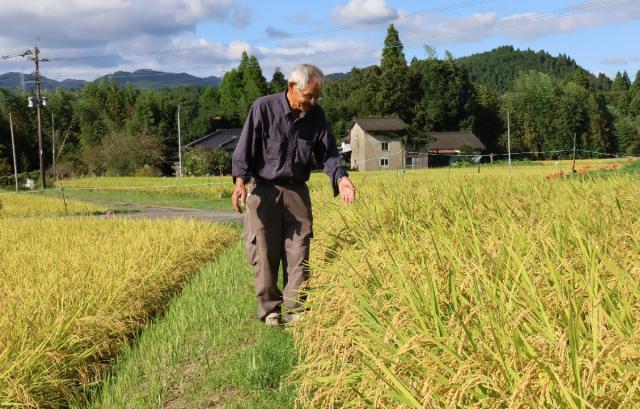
394, 0, 640, 46
396, 11, 497, 44
601, 56, 628, 65
332, 0, 398, 26
0, 0, 235, 49
257, 38, 374, 78
232, 6, 252, 28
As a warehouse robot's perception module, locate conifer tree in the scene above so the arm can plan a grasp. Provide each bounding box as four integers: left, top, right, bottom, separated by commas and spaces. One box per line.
269, 67, 288, 93
377, 24, 410, 120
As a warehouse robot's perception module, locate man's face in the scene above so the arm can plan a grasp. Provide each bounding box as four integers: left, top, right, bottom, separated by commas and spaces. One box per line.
291, 79, 322, 112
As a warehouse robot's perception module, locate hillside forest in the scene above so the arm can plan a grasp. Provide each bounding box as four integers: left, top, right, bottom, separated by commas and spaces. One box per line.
1, 25, 639, 182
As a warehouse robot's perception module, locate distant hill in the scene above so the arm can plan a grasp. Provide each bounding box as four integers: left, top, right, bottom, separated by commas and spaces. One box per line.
0, 69, 222, 92
94, 69, 221, 89
0, 72, 87, 92
455, 46, 604, 93
327, 72, 351, 80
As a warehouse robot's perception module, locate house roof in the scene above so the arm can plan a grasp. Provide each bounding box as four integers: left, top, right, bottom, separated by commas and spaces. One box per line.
352, 117, 407, 133
184, 129, 242, 150
427, 132, 485, 151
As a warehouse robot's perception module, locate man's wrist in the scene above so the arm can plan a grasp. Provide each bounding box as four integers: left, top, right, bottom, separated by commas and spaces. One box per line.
233, 175, 250, 186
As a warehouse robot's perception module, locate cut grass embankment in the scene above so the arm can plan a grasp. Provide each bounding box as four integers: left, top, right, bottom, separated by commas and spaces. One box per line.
0, 218, 237, 407
45, 188, 234, 212
52, 176, 235, 211
82, 241, 296, 409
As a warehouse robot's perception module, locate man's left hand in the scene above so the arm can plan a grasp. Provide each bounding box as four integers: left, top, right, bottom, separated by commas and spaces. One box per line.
338, 176, 355, 204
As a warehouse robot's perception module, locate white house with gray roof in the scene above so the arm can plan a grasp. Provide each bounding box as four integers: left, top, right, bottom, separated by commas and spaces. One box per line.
347, 117, 485, 171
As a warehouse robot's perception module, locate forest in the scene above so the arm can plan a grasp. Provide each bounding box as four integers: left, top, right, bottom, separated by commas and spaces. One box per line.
1, 24, 639, 182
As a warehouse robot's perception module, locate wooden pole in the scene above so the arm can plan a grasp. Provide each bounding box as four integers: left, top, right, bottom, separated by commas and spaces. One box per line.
9, 113, 19, 192
51, 112, 56, 182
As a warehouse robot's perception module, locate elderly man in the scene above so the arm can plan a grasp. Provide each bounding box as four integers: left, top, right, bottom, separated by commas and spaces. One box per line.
231, 64, 355, 326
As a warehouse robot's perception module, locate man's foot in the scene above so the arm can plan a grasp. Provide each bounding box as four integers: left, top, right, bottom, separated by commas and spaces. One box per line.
264, 312, 280, 327
285, 313, 304, 326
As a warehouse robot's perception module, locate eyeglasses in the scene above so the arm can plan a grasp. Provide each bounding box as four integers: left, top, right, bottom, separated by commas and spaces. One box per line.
297, 87, 321, 103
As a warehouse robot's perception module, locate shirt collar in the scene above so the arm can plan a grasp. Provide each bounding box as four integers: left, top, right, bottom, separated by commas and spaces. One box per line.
279, 90, 293, 117
279, 89, 311, 120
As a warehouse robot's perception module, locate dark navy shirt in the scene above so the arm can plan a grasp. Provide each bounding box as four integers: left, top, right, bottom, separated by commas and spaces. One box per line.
232, 91, 347, 196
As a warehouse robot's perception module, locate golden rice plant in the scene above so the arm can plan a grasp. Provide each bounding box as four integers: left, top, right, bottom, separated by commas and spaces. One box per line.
0, 218, 237, 407
0, 193, 105, 218
293, 170, 640, 408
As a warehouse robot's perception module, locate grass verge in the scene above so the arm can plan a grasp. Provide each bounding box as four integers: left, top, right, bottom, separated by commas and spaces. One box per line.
42, 188, 234, 211
82, 241, 296, 409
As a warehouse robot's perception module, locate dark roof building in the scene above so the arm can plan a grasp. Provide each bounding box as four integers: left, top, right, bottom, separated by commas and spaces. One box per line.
352, 117, 406, 133
427, 132, 485, 153
184, 129, 242, 152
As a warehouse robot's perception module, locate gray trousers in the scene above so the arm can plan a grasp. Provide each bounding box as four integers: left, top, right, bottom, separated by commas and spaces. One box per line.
243, 183, 313, 320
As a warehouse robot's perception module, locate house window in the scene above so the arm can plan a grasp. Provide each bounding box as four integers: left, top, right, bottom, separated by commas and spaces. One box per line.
405, 157, 413, 168
380, 158, 389, 168
381, 141, 389, 152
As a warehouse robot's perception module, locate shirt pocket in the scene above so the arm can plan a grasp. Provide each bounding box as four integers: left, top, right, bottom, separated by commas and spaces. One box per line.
264, 126, 284, 162
296, 137, 315, 164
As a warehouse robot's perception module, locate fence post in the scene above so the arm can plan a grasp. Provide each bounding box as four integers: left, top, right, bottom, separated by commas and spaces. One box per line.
60, 187, 68, 216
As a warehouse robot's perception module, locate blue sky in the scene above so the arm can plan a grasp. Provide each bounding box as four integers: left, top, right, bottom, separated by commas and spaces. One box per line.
0, 0, 638, 81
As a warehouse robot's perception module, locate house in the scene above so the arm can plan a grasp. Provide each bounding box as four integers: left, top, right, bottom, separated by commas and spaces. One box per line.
348, 117, 485, 171
348, 117, 407, 171
183, 129, 242, 153
427, 132, 485, 155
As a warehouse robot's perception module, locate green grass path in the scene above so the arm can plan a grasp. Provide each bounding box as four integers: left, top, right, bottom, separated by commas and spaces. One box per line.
79, 241, 296, 408
43, 189, 234, 211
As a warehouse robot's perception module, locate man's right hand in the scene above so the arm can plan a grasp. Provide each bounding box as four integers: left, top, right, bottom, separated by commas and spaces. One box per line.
231, 179, 247, 214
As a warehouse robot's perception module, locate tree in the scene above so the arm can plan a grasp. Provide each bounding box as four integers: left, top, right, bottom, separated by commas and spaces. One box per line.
269, 67, 288, 94
611, 71, 631, 92
473, 85, 503, 153
503, 71, 613, 156
182, 147, 231, 176
236, 52, 269, 120
100, 128, 164, 176
377, 24, 411, 120
217, 52, 269, 125
218, 68, 244, 124
408, 58, 475, 146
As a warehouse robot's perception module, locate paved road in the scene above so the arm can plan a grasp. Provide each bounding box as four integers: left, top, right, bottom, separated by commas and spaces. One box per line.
96, 202, 244, 223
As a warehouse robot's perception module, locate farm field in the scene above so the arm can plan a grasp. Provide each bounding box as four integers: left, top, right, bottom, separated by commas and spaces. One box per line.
293, 158, 640, 407
1, 157, 637, 408
0, 218, 237, 407
0, 192, 106, 218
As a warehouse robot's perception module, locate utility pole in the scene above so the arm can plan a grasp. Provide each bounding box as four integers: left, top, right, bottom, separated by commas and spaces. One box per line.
507, 110, 512, 169
51, 112, 56, 183
177, 105, 182, 177
9, 113, 18, 192
571, 131, 577, 174
22, 39, 49, 189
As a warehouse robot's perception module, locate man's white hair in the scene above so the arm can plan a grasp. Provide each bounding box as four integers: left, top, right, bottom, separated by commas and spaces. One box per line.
288, 64, 325, 89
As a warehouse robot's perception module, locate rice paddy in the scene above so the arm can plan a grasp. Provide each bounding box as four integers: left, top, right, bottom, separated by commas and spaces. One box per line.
0, 218, 237, 407
2, 158, 638, 408
293, 159, 640, 408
